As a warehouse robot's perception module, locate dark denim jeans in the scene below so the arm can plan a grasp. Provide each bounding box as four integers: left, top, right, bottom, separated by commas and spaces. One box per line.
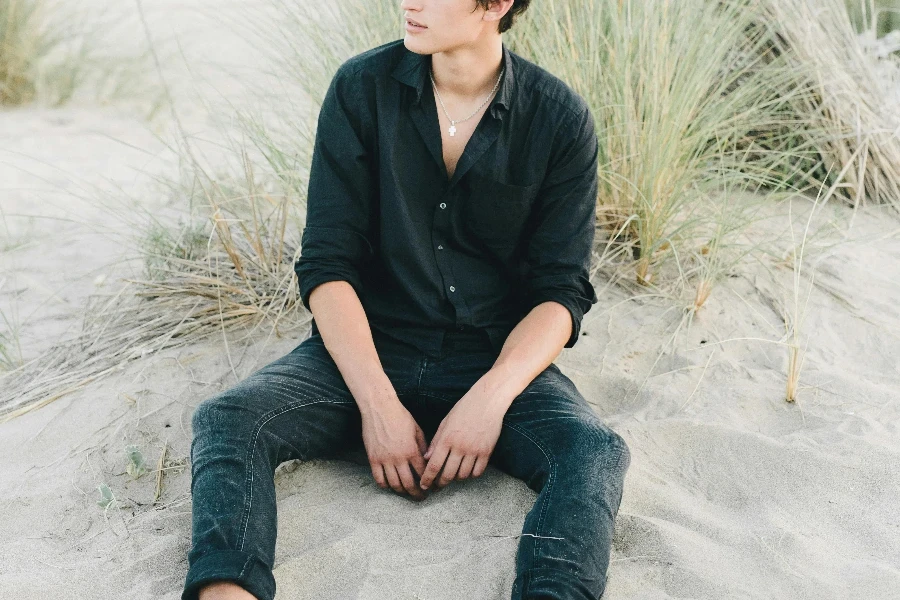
182, 325, 631, 600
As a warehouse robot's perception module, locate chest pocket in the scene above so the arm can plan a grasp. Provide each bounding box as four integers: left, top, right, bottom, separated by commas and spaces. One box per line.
462, 172, 541, 249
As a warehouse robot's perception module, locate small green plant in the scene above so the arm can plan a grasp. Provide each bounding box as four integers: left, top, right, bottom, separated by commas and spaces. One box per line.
125, 444, 148, 478
96, 482, 115, 509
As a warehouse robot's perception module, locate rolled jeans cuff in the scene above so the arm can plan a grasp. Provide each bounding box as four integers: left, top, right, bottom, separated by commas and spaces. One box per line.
182, 549, 275, 600
512, 566, 604, 600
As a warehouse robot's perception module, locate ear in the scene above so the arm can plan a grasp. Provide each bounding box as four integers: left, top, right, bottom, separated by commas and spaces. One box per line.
482, 0, 513, 26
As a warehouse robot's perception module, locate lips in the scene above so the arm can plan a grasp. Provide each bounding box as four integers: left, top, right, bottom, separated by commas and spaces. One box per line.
406, 18, 427, 28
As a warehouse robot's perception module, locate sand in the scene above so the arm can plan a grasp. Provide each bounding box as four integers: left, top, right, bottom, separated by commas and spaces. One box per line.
1, 2, 899, 599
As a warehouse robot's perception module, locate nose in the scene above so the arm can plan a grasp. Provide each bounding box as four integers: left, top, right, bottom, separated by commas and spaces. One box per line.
400, 0, 421, 12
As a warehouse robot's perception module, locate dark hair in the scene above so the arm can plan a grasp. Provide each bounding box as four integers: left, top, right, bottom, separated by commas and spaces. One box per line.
473, 0, 531, 34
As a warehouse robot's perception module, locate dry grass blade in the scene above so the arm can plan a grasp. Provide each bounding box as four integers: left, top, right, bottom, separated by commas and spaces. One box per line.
154, 439, 168, 504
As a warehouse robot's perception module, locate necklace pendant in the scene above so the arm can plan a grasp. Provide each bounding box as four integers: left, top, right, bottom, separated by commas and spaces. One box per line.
448, 124, 457, 137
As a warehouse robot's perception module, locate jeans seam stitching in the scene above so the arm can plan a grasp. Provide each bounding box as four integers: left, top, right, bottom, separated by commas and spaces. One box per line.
237, 554, 253, 579
415, 356, 428, 394
238, 397, 352, 553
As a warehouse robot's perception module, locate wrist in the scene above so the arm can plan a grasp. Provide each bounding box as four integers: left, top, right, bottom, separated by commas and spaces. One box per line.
479, 364, 522, 414
353, 373, 401, 417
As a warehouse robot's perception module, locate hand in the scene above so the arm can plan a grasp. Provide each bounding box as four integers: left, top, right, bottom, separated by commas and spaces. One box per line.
360, 398, 429, 501
418, 389, 506, 491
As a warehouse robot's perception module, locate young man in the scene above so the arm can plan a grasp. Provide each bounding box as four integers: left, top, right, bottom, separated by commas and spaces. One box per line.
182, 1, 631, 599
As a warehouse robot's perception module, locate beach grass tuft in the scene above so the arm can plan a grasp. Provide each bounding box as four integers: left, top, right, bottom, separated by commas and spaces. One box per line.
1, 0, 167, 109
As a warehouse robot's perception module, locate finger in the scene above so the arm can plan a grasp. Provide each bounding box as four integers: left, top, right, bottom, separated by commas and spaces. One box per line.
397, 462, 425, 500
420, 444, 450, 490
414, 425, 428, 456
472, 455, 489, 478
437, 450, 463, 488
370, 462, 388, 489
410, 449, 427, 479
424, 434, 436, 459
425, 423, 444, 460
384, 464, 405, 495
456, 454, 477, 480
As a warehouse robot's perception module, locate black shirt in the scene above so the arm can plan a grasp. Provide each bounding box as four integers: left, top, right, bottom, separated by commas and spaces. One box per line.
295, 39, 599, 359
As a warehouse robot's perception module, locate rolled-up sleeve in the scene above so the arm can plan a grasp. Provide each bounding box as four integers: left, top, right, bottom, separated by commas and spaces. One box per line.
294, 62, 376, 311
521, 104, 600, 348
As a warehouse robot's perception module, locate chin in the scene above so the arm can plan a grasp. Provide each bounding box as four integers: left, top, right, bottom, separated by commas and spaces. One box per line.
403, 36, 432, 54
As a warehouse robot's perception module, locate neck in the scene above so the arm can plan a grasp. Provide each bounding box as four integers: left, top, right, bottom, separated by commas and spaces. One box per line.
430, 38, 503, 102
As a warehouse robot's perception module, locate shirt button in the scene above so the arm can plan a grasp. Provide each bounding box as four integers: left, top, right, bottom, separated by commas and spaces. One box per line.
449, 285, 456, 292
437, 245, 443, 250
439, 202, 447, 209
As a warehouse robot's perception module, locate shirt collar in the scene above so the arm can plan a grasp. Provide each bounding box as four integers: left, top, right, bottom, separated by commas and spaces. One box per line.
391, 41, 515, 116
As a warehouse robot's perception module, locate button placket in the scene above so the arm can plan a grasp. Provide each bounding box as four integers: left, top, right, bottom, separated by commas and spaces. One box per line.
433, 191, 453, 297
432, 187, 472, 322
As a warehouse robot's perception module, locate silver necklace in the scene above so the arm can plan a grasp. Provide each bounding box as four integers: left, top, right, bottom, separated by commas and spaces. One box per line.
430, 66, 504, 137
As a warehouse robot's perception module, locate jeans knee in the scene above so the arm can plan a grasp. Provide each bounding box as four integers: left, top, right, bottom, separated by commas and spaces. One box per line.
572, 420, 631, 471
190, 396, 218, 437
191, 393, 250, 439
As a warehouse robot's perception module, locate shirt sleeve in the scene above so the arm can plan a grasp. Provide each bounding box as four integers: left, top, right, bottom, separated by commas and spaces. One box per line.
521, 104, 600, 348
294, 62, 377, 311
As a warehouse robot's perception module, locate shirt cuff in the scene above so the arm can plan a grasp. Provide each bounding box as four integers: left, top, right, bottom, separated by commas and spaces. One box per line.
295, 269, 366, 311
294, 226, 373, 311
524, 293, 584, 348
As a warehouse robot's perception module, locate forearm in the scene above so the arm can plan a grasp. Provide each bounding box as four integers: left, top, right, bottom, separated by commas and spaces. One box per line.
480, 301, 572, 414
307, 280, 398, 417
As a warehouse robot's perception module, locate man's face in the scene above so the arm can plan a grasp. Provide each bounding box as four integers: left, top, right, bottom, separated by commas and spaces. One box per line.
400, 0, 501, 53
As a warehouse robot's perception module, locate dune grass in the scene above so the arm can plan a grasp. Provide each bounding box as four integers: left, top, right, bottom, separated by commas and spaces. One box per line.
0, 0, 166, 109
765, 0, 900, 216
0, 156, 308, 422
509, 0, 820, 295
